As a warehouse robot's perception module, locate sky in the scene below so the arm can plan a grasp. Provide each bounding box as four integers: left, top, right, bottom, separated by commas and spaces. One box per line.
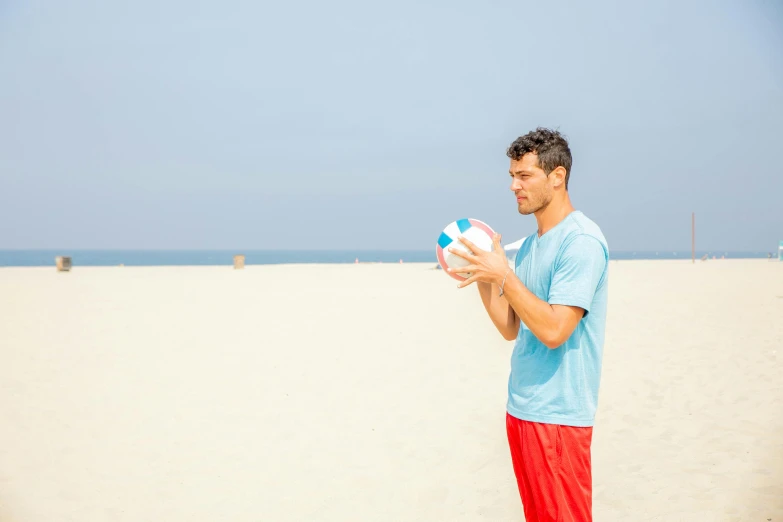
1, 0, 781, 251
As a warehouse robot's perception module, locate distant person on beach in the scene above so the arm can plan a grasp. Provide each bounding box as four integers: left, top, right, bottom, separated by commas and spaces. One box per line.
448, 128, 609, 521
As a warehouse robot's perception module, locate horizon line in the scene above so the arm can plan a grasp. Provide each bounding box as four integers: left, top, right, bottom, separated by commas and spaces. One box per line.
0, 248, 776, 253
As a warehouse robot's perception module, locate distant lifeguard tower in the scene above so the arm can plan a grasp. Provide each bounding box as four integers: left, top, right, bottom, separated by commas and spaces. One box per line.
55, 256, 72, 272
779, 240, 783, 261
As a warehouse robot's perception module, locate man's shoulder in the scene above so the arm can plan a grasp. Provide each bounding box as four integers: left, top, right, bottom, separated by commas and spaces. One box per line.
562, 211, 608, 251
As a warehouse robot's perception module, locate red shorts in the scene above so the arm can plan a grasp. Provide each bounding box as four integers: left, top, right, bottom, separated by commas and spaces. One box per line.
506, 413, 593, 522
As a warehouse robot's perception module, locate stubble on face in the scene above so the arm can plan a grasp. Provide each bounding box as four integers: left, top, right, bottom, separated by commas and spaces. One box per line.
511, 154, 553, 215
517, 185, 552, 215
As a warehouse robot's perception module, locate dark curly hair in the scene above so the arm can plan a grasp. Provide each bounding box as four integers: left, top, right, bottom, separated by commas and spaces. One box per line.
507, 128, 573, 189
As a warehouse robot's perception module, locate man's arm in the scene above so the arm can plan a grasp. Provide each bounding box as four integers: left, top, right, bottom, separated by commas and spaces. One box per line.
451, 233, 606, 350
496, 276, 584, 349
501, 234, 606, 348
477, 281, 520, 341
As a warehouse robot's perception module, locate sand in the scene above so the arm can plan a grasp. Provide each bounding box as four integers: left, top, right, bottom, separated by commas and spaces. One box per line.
0, 259, 781, 521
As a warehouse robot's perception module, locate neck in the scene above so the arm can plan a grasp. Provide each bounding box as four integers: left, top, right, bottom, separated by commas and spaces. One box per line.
534, 192, 575, 237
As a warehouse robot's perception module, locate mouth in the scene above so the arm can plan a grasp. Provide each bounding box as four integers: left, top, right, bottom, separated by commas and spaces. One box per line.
516, 196, 526, 202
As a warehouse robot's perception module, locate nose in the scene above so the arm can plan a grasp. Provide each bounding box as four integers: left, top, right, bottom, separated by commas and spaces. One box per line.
510, 177, 522, 192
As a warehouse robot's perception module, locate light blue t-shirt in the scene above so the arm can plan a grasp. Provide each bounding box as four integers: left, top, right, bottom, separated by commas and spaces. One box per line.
507, 211, 609, 428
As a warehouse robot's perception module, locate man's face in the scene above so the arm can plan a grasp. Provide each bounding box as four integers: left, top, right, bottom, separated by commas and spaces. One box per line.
509, 153, 553, 215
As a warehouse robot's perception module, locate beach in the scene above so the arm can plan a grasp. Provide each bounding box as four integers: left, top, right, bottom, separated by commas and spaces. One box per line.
0, 259, 781, 521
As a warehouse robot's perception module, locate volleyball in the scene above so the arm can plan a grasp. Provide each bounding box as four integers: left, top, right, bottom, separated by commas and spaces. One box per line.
436, 218, 496, 281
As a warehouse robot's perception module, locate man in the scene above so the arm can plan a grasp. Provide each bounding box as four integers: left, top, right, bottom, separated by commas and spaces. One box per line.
447, 128, 609, 521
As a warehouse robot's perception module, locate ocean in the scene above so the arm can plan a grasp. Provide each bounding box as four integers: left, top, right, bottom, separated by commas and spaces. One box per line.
0, 250, 776, 267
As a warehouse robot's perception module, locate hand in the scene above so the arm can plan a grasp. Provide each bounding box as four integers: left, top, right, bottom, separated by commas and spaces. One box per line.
448, 233, 511, 288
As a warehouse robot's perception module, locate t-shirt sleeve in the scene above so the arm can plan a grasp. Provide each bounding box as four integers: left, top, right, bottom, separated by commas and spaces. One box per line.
548, 234, 607, 315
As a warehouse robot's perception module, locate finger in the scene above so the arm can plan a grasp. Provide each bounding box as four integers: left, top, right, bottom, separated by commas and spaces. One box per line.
492, 233, 502, 252
457, 273, 480, 288
457, 235, 480, 253
448, 247, 476, 262
447, 264, 479, 275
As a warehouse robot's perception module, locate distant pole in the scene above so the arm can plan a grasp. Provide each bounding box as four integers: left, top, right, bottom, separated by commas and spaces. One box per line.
691, 212, 695, 264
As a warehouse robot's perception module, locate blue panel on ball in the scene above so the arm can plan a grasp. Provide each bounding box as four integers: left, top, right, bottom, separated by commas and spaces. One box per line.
437, 232, 453, 249
456, 218, 471, 233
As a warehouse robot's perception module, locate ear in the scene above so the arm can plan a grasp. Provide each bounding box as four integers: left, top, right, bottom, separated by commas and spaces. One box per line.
550, 166, 567, 188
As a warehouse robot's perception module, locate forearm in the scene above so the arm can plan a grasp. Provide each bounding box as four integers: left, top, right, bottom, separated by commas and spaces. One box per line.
499, 275, 566, 348
477, 281, 519, 341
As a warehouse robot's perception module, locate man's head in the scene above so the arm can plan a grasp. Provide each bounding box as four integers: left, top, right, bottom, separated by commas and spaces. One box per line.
507, 128, 572, 215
